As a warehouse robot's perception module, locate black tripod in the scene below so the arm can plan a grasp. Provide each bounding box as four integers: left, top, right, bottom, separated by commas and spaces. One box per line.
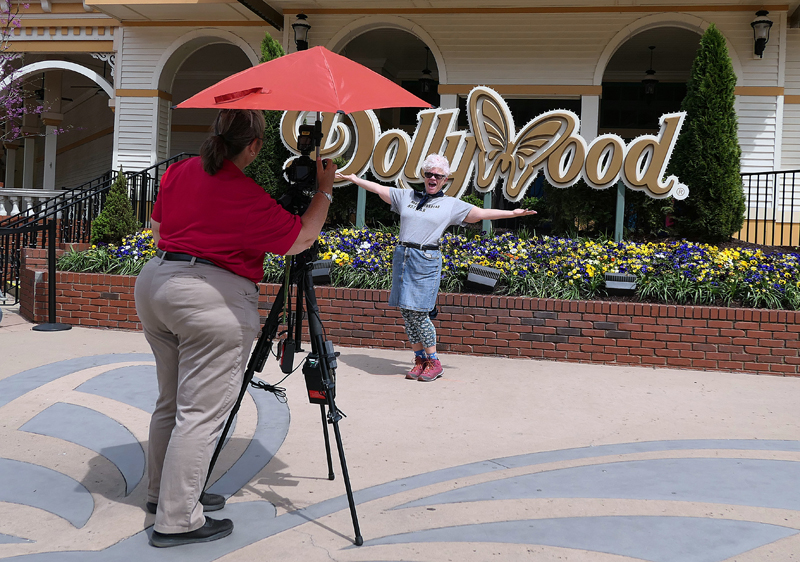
203, 246, 363, 546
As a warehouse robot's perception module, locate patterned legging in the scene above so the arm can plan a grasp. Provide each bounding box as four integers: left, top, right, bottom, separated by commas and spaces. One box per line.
400, 308, 437, 348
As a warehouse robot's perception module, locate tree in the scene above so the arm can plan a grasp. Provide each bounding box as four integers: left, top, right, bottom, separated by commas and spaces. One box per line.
245, 32, 289, 199
1, 2, 45, 143
667, 24, 745, 242
91, 173, 140, 245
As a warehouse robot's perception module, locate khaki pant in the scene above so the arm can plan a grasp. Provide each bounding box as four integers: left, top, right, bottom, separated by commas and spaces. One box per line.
134, 257, 260, 533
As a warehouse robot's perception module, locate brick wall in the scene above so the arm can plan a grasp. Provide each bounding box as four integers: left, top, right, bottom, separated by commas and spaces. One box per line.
21, 248, 800, 376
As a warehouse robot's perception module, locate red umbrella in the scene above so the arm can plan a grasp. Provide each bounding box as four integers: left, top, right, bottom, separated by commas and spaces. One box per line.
176, 45, 431, 113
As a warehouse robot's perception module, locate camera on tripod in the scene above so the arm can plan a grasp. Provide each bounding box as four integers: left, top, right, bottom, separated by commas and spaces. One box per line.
285, 122, 325, 190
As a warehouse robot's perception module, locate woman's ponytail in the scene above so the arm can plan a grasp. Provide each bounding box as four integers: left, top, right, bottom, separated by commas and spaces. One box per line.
200, 134, 227, 175
199, 110, 266, 176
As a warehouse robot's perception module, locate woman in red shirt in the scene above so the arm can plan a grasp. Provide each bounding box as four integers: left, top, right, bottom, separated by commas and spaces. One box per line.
134, 109, 335, 548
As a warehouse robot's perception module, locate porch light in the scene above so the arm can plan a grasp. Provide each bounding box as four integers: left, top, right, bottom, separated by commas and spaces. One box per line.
292, 13, 311, 51
642, 46, 658, 97
751, 10, 773, 58
419, 47, 435, 94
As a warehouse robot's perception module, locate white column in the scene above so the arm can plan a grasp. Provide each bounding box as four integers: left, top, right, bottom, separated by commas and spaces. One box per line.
4, 143, 17, 187
22, 136, 35, 189
580, 95, 600, 142
41, 72, 63, 190
41, 115, 63, 190
439, 93, 458, 110
21, 86, 38, 189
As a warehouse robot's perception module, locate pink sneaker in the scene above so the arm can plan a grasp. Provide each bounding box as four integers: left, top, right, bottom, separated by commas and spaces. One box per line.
406, 356, 426, 380
418, 358, 443, 382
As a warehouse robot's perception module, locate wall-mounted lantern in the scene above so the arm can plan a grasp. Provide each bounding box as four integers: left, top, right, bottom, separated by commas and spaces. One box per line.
292, 13, 311, 51
751, 10, 773, 58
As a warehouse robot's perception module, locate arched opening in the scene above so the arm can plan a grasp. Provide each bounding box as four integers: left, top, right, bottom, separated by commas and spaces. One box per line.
1, 56, 114, 190
339, 28, 439, 133
600, 27, 701, 140
168, 43, 254, 156
328, 28, 439, 226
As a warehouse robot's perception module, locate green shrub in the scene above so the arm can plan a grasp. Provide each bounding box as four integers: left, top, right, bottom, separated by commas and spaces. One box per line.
461, 192, 484, 208
668, 23, 745, 242
541, 179, 615, 237
90, 173, 140, 246
245, 32, 289, 200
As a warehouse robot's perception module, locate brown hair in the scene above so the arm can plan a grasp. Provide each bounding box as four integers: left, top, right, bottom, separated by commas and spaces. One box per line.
199, 109, 266, 175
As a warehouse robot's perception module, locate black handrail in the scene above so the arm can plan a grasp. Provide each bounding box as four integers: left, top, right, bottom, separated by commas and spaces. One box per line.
0, 152, 196, 305
740, 169, 800, 247
0, 170, 115, 229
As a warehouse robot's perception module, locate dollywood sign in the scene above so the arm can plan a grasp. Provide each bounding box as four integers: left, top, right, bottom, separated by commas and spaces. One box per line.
280, 86, 689, 201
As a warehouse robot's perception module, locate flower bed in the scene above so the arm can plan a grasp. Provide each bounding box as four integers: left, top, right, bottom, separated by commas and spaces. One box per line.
19, 245, 800, 376
57, 228, 800, 310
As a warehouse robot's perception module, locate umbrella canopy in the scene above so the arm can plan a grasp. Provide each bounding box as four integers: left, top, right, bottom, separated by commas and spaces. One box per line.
176, 46, 432, 114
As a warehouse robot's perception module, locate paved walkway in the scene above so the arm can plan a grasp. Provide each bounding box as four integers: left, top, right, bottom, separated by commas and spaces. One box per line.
1, 303, 800, 562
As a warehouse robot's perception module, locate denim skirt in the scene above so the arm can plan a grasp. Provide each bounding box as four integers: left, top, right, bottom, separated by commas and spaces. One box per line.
388, 245, 441, 312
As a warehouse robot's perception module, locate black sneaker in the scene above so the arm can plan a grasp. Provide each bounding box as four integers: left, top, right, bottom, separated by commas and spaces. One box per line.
149, 516, 233, 548
146, 492, 226, 515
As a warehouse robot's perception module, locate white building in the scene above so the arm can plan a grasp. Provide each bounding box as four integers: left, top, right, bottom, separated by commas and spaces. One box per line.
2, 1, 799, 240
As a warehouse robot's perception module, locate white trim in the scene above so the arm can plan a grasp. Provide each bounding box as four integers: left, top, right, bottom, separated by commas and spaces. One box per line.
775, 95, 784, 171
0, 60, 114, 98
282, 14, 291, 53
326, 15, 448, 85
150, 97, 159, 167
593, 12, 744, 86
112, 27, 122, 170
779, 11, 787, 87
580, 95, 600, 142
152, 28, 259, 91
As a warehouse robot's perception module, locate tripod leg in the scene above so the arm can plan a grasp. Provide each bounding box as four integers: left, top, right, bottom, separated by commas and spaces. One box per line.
320, 404, 335, 480
302, 267, 363, 545
328, 405, 364, 545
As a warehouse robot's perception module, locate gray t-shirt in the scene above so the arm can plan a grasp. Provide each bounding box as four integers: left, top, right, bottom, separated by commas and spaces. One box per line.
390, 187, 474, 246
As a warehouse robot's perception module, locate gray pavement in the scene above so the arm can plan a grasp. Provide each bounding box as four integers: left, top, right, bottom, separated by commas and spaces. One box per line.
1, 302, 800, 562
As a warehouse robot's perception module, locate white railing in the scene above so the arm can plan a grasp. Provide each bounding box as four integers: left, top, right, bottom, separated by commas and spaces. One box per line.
0, 188, 64, 217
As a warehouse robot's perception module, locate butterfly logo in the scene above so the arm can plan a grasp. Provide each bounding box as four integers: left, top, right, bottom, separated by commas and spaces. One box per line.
467, 87, 583, 201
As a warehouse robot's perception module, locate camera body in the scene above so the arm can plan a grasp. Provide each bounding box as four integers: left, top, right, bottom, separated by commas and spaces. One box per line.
285, 123, 324, 186
281, 122, 325, 215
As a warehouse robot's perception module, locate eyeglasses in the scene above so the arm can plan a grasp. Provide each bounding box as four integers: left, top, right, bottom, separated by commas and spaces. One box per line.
423, 172, 447, 180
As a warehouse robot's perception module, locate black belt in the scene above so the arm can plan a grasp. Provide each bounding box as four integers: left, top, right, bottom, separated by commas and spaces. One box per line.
400, 241, 439, 251
156, 249, 216, 266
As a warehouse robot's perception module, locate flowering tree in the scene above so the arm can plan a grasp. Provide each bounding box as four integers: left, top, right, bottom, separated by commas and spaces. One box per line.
1, 1, 44, 142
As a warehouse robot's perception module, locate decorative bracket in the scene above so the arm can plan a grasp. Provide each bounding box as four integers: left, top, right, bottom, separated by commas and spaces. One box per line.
91, 53, 116, 79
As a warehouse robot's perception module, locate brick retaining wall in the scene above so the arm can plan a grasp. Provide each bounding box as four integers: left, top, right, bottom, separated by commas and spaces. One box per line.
20, 248, 800, 376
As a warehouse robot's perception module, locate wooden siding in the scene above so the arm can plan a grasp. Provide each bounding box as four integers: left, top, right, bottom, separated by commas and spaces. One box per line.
157, 97, 171, 163
737, 96, 779, 172
56, 134, 113, 188
115, 97, 158, 172
786, 29, 800, 94
169, 132, 205, 158
782, 105, 800, 170
117, 26, 267, 90
112, 10, 786, 173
